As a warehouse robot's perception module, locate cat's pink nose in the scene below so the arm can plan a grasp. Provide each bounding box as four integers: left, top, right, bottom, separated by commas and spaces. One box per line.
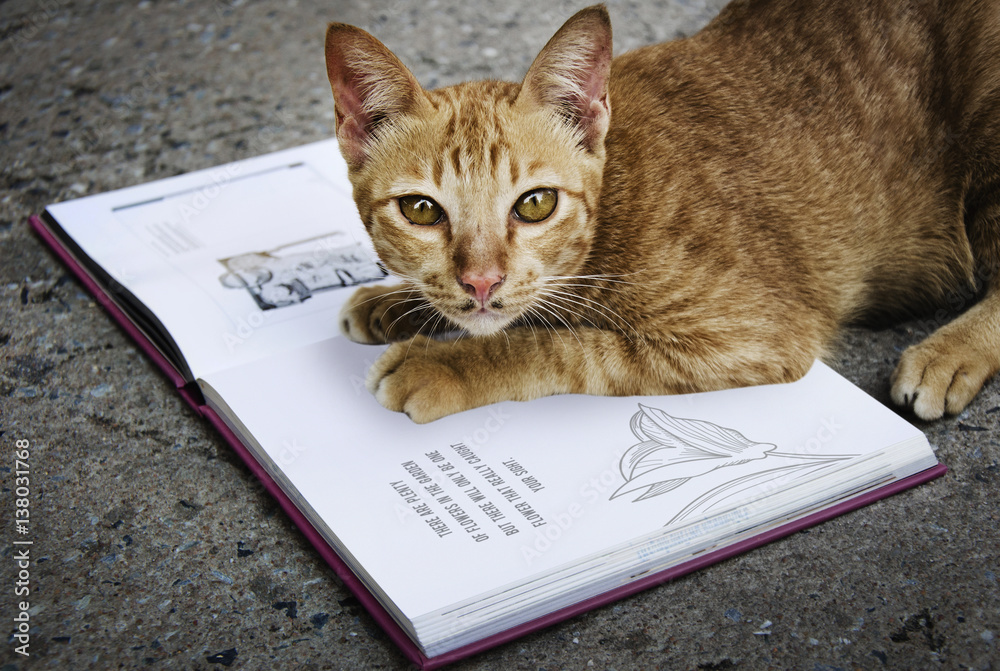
459, 272, 505, 305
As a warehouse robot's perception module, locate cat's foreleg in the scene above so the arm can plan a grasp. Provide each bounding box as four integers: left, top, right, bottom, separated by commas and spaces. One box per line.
340, 284, 450, 344
364, 327, 810, 423
365, 329, 622, 422
891, 280, 1000, 419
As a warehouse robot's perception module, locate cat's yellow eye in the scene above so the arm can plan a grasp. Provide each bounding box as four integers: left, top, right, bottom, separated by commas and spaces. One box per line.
512, 188, 557, 223
399, 195, 444, 226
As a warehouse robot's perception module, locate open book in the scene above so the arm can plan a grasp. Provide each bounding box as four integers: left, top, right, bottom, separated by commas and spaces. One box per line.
31, 139, 944, 669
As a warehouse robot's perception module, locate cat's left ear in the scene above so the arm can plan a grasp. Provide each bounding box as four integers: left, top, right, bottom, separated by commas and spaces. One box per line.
325, 23, 429, 168
517, 5, 613, 153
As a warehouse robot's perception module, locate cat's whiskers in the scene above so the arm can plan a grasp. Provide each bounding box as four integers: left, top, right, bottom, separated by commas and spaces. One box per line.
516, 304, 559, 343
522, 316, 541, 347
349, 285, 421, 311
428, 310, 451, 338
388, 271, 468, 335
528, 299, 585, 349
543, 272, 644, 302
522, 304, 568, 348
415, 314, 448, 359
537, 291, 605, 330
498, 326, 512, 351
534, 292, 609, 343
543, 291, 640, 342
545, 270, 645, 287
387, 270, 439, 297
537, 278, 643, 342
384, 297, 437, 339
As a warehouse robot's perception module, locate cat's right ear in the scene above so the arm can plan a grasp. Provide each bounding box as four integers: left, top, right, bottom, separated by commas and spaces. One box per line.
517, 5, 613, 153
325, 24, 428, 168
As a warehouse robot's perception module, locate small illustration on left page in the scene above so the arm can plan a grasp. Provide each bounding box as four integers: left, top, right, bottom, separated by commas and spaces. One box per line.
218, 233, 387, 310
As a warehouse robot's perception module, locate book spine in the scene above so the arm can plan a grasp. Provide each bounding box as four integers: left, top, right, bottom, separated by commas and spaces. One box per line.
28, 214, 190, 390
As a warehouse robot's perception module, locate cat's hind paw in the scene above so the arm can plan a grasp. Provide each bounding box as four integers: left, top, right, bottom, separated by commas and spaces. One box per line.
890, 334, 995, 420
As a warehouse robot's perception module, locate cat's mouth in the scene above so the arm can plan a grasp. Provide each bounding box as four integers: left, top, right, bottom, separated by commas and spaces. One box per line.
464, 297, 503, 315
450, 298, 518, 336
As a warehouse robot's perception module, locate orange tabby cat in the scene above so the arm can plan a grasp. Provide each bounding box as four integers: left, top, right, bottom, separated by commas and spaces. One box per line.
324, 1, 1000, 423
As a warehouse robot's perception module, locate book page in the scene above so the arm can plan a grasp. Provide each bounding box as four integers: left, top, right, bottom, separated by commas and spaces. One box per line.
199, 335, 934, 627
47, 140, 388, 378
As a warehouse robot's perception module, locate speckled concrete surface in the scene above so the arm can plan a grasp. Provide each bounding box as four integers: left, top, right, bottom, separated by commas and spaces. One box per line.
1, 1, 998, 669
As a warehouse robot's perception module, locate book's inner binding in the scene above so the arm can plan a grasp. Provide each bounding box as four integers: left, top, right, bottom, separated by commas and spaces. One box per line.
39, 210, 193, 381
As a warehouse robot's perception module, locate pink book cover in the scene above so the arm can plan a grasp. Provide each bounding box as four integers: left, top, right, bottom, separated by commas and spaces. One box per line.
30, 212, 947, 669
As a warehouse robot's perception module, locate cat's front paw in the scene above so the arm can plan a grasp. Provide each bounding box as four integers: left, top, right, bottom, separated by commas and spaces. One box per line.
366, 337, 470, 423
890, 333, 995, 420
339, 284, 428, 344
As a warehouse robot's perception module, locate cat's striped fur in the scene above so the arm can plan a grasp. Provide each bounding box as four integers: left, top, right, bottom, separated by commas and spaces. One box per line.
326, 1, 1000, 423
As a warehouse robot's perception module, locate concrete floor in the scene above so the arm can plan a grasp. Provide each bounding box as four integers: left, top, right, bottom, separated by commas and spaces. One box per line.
2, 0, 998, 669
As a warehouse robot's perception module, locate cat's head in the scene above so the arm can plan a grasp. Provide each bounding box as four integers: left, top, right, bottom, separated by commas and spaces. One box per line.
325, 6, 612, 336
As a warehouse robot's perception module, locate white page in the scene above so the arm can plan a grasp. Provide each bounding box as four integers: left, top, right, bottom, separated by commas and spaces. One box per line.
48, 140, 388, 378
199, 334, 931, 622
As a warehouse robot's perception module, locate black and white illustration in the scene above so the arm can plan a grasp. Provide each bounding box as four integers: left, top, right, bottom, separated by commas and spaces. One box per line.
219, 233, 387, 310
611, 405, 858, 526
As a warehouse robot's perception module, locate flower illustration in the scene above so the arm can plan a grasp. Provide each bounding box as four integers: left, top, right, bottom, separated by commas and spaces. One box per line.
610, 405, 855, 510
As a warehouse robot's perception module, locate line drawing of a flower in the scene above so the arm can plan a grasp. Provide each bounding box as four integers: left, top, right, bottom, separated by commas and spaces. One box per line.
610, 405, 857, 524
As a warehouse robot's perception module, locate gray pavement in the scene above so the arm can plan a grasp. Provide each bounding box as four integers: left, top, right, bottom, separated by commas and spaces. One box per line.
1, 1, 998, 669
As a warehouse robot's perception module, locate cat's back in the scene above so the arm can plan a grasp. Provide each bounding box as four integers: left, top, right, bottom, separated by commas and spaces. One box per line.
609, 0, 987, 143
598, 0, 1000, 322
609, 0, 1000, 168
